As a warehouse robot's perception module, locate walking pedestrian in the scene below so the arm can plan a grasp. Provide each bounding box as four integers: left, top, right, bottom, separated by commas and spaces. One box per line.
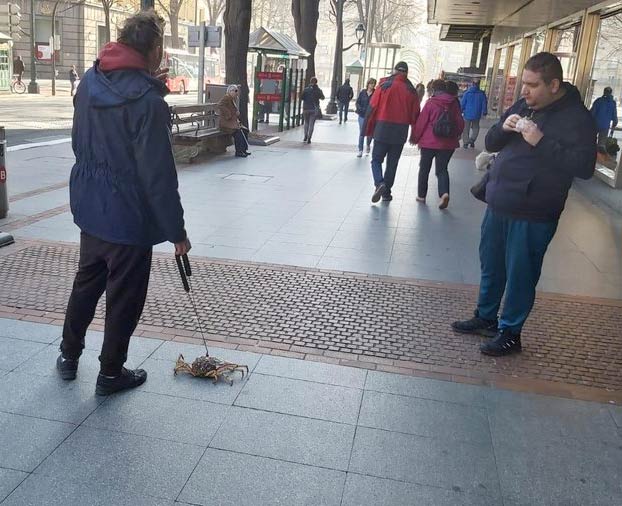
219, 85, 251, 157
412, 79, 464, 209
460, 80, 488, 148
13, 55, 24, 83
452, 52, 596, 356
365, 61, 420, 203
355, 77, 376, 157
57, 10, 191, 395
590, 87, 618, 146
336, 78, 354, 124
416, 83, 425, 103
301, 76, 325, 144
69, 65, 79, 96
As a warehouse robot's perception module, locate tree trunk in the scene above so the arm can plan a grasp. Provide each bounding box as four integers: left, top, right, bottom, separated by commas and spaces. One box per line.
224, 0, 252, 127
103, 2, 111, 46
291, 0, 319, 85
170, 11, 180, 47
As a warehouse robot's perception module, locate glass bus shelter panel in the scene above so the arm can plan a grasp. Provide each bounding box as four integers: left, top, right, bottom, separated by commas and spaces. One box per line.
551, 24, 581, 84
531, 30, 546, 56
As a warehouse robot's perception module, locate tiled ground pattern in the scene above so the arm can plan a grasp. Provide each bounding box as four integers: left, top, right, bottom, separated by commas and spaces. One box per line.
0, 243, 620, 391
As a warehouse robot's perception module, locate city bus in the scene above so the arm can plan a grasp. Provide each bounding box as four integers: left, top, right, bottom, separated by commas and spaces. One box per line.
163, 48, 222, 93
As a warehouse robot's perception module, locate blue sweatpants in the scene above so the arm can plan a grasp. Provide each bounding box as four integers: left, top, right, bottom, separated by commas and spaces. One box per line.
477, 208, 558, 333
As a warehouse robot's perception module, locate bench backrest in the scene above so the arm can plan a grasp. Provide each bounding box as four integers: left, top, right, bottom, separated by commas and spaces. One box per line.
170, 103, 220, 134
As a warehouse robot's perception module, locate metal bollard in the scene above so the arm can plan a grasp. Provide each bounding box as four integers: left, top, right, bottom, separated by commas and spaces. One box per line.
0, 126, 15, 247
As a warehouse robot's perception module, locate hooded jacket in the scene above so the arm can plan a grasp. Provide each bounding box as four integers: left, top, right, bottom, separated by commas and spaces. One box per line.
590, 94, 618, 131
70, 42, 186, 246
412, 92, 464, 150
460, 85, 488, 121
300, 84, 325, 112
365, 73, 420, 144
485, 82, 596, 222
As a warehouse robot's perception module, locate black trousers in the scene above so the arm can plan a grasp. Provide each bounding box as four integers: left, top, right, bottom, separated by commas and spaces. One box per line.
371, 140, 405, 193
61, 232, 152, 376
233, 129, 248, 154
418, 147, 454, 198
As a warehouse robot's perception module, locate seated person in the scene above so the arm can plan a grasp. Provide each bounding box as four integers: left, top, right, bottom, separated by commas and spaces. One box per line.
218, 85, 251, 157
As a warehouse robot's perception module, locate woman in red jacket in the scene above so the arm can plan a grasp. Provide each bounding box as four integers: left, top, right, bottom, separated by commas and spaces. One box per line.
412, 79, 464, 209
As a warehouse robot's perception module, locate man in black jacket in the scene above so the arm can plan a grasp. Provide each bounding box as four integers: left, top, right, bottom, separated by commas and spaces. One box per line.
56, 11, 191, 394
336, 78, 354, 124
452, 52, 596, 356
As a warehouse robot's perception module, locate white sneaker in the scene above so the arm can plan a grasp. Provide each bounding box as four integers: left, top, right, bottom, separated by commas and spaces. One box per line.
357, 151, 363, 158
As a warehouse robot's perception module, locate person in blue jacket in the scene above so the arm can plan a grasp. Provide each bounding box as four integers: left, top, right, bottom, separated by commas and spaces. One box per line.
355, 77, 376, 157
452, 53, 596, 357
460, 81, 488, 148
56, 10, 191, 396
590, 87, 618, 146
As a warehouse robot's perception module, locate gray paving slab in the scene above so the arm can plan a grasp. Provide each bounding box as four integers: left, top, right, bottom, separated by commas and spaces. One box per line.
0, 468, 28, 503
34, 425, 204, 501
84, 391, 229, 446
235, 373, 362, 424
349, 427, 500, 497
0, 411, 75, 472
365, 371, 487, 406
53, 332, 164, 359
0, 336, 48, 372
494, 435, 622, 506
486, 389, 621, 443
137, 357, 249, 405
210, 406, 354, 470
2, 474, 175, 506
610, 405, 622, 427
178, 447, 346, 506
16, 346, 152, 384
341, 472, 499, 506
0, 318, 61, 344
358, 390, 491, 445
254, 355, 367, 388
0, 371, 104, 423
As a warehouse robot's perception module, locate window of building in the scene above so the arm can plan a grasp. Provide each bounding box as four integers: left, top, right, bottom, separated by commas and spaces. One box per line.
97, 25, 109, 51
550, 23, 581, 83
35, 17, 61, 62
490, 47, 507, 113
531, 30, 545, 56
504, 43, 522, 108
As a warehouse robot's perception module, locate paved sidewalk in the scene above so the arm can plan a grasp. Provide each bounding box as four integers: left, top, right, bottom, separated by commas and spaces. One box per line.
0, 318, 621, 506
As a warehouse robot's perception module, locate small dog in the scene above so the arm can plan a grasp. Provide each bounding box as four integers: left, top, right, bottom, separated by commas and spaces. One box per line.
475, 151, 496, 171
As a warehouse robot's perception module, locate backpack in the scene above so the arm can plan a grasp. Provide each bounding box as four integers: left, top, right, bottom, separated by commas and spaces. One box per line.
433, 107, 456, 138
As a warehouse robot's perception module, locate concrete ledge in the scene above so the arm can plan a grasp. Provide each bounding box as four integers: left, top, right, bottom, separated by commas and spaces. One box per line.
0, 232, 14, 248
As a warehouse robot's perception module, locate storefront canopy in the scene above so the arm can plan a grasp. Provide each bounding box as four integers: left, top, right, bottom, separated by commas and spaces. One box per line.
248, 27, 309, 58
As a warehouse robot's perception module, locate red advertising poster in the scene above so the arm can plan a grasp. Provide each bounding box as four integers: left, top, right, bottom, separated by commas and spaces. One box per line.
256, 93, 281, 102
257, 71, 283, 80
503, 76, 517, 109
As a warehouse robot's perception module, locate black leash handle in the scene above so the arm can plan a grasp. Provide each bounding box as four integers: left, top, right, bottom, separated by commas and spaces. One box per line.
175, 254, 190, 292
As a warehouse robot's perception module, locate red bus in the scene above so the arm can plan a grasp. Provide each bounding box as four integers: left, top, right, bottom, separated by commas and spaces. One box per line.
163, 48, 222, 93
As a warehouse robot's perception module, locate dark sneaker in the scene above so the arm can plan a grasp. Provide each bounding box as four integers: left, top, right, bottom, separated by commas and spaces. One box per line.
480, 329, 522, 356
470, 142, 475, 149
451, 311, 498, 337
463, 144, 469, 149
371, 183, 386, 203
381, 193, 393, 201
303, 136, 308, 142
56, 354, 79, 380
96, 368, 147, 396
307, 138, 311, 144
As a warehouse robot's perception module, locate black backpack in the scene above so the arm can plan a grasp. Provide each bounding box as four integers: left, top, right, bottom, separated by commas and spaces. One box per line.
433, 107, 455, 138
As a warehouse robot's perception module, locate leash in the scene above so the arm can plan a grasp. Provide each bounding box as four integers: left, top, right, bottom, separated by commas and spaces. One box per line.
175, 254, 209, 357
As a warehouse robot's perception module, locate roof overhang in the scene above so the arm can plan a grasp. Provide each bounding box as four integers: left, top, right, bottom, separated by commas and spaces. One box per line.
439, 24, 492, 42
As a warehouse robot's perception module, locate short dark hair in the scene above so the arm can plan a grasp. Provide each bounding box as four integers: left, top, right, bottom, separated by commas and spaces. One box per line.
431, 79, 446, 92
604, 86, 613, 96
524, 52, 563, 84
445, 80, 459, 96
118, 10, 165, 59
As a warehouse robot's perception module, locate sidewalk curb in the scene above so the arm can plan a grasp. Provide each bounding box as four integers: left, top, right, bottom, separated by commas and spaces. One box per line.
7, 137, 72, 152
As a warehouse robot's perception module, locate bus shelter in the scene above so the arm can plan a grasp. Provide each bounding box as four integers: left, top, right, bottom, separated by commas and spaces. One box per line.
248, 27, 309, 132
345, 59, 364, 95
362, 43, 401, 86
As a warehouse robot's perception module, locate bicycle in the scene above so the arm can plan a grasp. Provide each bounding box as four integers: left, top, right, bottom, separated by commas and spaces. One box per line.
11, 75, 26, 94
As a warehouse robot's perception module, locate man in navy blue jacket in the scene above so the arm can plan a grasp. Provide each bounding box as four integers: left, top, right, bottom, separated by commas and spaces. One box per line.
56, 11, 191, 394
452, 52, 596, 356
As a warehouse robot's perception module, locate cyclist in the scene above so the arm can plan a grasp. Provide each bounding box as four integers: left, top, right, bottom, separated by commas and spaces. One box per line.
13, 55, 25, 83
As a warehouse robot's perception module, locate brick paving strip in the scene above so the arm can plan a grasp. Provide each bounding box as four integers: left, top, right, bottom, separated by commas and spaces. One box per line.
0, 240, 620, 404
9, 181, 70, 203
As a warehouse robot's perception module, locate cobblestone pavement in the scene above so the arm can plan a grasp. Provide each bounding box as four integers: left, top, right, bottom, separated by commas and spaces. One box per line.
1, 242, 620, 397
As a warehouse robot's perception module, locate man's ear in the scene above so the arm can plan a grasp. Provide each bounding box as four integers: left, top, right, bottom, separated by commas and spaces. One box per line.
551, 78, 562, 94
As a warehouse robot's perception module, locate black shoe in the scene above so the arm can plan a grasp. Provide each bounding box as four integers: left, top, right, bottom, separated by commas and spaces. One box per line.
381, 193, 393, 202
371, 183, 386, 203
95, 368, 147, 396
451, 311, 498, 337
56, 354, 79, 381
307, 139, 311, 144
463, 144, 469, 149
480, 329, 522, 356
303, 136, 308, 142
244, 151, 252, 156
339, 121, 342, 125
470, 142, 475, 149
235, 152, 248, 157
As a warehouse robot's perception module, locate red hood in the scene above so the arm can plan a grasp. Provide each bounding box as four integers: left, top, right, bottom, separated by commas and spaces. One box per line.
98, 42, 149, 72
430, 92, 458, 105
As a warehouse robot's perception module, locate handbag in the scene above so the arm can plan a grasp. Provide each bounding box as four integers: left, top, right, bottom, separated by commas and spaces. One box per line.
470, 170, 489, 203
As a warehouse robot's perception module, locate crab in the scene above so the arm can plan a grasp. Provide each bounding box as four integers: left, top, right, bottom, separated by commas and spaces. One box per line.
173, 354, 248, 385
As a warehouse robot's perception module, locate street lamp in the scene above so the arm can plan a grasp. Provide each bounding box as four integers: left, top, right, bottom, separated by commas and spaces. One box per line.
326, 13, 366, 114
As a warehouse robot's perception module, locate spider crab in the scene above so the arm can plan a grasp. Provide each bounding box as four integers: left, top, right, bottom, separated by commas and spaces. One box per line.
174, 354, 248, 385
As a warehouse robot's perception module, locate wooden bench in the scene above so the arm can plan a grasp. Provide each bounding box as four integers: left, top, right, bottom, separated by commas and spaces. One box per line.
170, 103, 232, 162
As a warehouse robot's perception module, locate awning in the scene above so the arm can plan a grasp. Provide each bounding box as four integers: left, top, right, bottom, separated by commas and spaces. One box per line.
248, 27, 309, 58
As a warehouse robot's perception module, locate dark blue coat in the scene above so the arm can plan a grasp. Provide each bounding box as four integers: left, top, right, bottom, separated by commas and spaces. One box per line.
590, 95, 618, 131
485, 83, 596, 222
460, 85, 487, 120
70, 62, 186, 246
355, 89, 373, 117
300, 84, 324, 112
